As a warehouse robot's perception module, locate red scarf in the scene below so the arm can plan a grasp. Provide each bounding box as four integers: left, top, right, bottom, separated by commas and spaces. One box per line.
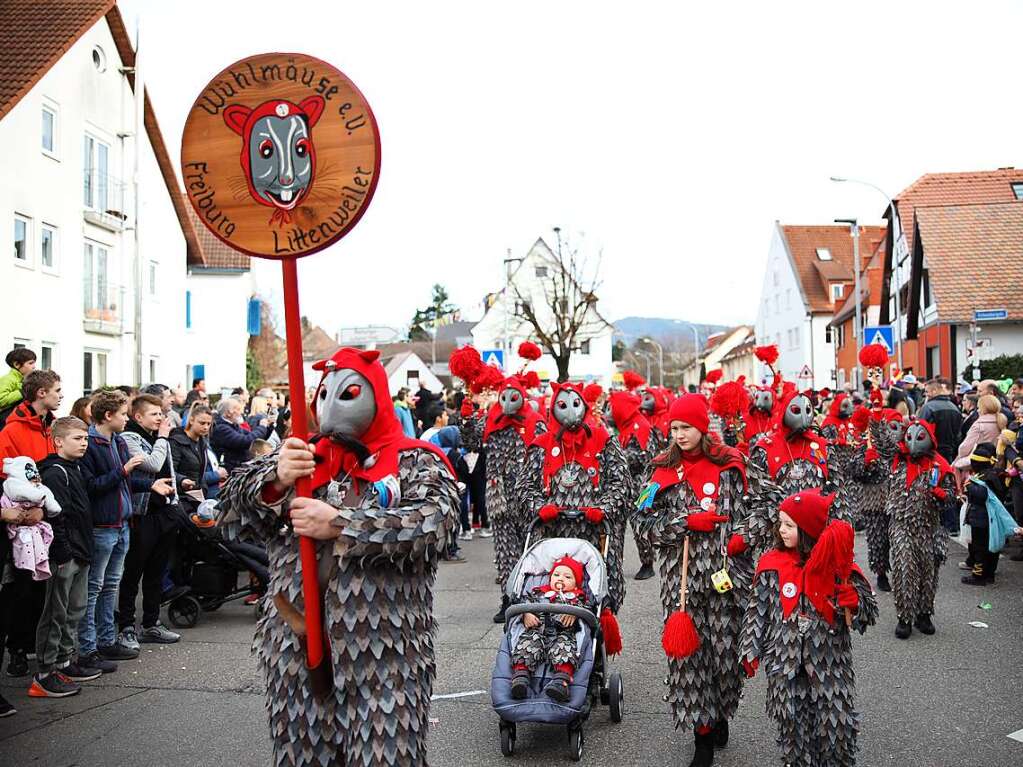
648, 445, 747, 507
533, 382, 609, 491
609, 391, 652, 450
744, 409, 773, 440
895, 448, 954, 490
757, 430, 829, 480
483, 378, 540, 444
821, 394, 853, 446
308, 348, 453, 490
756, 548, 865, 625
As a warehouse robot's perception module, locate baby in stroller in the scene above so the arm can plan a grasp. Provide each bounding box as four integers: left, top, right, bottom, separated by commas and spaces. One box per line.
510, 555, 588, 702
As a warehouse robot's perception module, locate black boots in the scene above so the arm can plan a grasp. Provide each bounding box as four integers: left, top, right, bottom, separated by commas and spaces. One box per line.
914, 613, 936, 635
876, 572, 891, 592
712, 719, 729, 748
688, 729, 715, 767
634, 563, 655, 581
493, 595, 509, 624
895, 620, 912, 639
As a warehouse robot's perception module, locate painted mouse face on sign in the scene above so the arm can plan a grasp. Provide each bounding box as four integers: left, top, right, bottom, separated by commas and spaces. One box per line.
499, 385, 523, 416
317, 368, 377, 438
752, 389, 774, 413
783, 394, 815, 433
553, 388, 586, 430
223, 96, 325, 223
905, 422, 934, 458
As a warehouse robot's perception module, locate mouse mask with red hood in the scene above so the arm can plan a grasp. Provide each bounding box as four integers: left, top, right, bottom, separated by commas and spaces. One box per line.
821, 393, 855, 445
532, 381, 610, 491
607, 391, 652, 450
483, 376, 540, 444
757, 389, 828, 479
309, 347, 452, 490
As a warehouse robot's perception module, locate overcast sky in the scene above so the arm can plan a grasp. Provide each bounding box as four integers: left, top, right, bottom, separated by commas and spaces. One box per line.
121, 0, 1023, 334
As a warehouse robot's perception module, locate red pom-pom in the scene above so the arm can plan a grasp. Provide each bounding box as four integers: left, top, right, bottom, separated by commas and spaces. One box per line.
521, 371, 541, 390
583, 383, 603, 404
705, 369, 723, 385
601, 607, 623, 656
662, 610, 700, 659
710, 377, 750, 418
517, 341, 542, 361
449, 346, 483, 383
850, 405, 870, 432
622, 370, 646, 391
470, 365, 504, 394
858, 343, 890, 368
538, 504, 559, 522
755, 344, 779, 365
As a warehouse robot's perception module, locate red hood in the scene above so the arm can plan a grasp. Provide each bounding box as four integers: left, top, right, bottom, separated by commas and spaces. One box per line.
484, 377, 540, 443
609, 391, 651, 450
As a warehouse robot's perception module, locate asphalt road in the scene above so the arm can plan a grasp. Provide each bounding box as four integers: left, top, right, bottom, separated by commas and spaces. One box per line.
2, 532, 1022, 767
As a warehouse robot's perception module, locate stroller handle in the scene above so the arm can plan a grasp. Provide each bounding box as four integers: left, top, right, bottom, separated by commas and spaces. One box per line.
504, 602, 599, 631
524, 509, 612, 550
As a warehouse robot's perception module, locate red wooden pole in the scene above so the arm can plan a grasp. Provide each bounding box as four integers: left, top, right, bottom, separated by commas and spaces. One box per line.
281, 258, 329, 696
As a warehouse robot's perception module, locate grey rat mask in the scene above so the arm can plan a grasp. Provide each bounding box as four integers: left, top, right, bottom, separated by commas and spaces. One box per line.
499, 386, 523, 416
639, 390, 656, 415
752, 389, 774, 413
783, 394, 815, 433
316, 369, 377, 439
905, 422, 934, 458
838, 398, 854, 418
553, 389, 587, 430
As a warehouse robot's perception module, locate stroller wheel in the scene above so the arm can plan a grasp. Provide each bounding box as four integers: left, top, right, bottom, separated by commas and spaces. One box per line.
167, 595, 201, 629
608, 671, 624, 723
499, 722, 515, 757
568, 726, 584, 762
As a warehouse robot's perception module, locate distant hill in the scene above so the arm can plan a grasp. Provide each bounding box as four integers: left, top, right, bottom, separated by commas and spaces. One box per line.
613, 317, 730, 351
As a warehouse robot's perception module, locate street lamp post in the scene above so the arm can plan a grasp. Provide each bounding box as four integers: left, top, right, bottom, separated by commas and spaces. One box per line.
636, 350, 653, 382
502, 249, 523, 366
830, 176, 905, 370
835, 217, 861, 389
640, 336, 664, 387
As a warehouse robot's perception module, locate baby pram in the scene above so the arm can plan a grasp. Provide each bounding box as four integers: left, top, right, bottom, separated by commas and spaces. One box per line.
165, 503, 269, 629
490, 511, 624, 761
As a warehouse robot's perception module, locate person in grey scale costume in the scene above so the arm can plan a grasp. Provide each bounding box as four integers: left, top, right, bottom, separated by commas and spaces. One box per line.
740, 490, 878, 767
217, 347, 459, 767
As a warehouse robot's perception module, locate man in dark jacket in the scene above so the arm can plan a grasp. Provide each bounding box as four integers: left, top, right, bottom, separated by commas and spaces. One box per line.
918, 377, 963, 463
210, 397, 272, 473
32, 417, 101, 697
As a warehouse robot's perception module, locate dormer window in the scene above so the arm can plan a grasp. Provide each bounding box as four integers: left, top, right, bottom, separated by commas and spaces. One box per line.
815, 248, 832, 261
1012, 182, 1023, 201
830, 283, 844, 302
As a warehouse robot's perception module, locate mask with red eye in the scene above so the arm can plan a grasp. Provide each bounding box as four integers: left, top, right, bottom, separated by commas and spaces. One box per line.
752, 389, 774, 413
499, 387, 523, 416
639, 390, 656, 414
782, 394, 814, 433
552, 389, 587, 430
317, 368, 377, 438
258, 139, 274, 159
905, 423, 933, 457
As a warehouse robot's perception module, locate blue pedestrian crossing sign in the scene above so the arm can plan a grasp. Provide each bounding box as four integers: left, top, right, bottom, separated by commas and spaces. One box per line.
863, 326, 894, 354
481, 349, 505, 370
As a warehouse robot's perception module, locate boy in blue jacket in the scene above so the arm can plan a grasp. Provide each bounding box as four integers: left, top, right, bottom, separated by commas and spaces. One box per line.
962, 442, 1021, 585
76, 390, 156, 672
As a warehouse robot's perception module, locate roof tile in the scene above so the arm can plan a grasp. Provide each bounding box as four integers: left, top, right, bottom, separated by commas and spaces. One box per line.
781, 225, 886, 313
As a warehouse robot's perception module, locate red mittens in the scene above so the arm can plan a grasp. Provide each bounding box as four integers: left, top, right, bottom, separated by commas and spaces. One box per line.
538, 504, 559, 523
686, 512, 728, 533
742, 657, 759, 679
930, 487, 948, 502
864, 447, 879, 465
836, 583, 859, 610
583, 507, 604, 525
460, 399, 474, 417
726, 534, 748, 557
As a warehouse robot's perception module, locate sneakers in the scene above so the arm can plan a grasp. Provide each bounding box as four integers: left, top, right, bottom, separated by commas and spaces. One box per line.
5, 651, 28, 677
98, 642, 139, 660
957, 561, 971, 571
478, 528, 494, 538
62, 661, 102, 682
440, 553, 467, 564
118, 626, 140, 653
458, 529, 474, 542
0, 692, 16, 717
139, 624, 181, 644
79, 653, 118, 674
28, 671, 81, 698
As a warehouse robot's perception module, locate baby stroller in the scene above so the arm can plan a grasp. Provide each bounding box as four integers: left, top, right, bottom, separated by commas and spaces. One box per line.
490, 511, 624, 761
165, 503, 269, 629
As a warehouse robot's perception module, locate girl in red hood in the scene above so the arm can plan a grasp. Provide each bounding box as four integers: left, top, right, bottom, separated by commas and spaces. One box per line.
740, 490, 877, 767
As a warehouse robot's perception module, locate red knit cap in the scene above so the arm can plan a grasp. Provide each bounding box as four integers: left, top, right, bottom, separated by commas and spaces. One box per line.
550, 556, 584, 587
779, 489, 833, 540
667, 394, 710, 434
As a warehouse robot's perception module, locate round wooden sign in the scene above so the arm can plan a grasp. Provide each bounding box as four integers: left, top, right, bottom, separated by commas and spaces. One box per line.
181, 53, 380, 259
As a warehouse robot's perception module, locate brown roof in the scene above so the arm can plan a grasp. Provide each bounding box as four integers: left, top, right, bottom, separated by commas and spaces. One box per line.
301, 321, 339, 361
914, 202, 1023, 323
187, 207, 250, 270
0, 2, 205, 266
780, 225, 886, 313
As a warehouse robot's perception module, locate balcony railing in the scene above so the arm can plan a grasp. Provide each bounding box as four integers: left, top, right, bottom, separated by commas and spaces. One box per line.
82, 171, 129, 232
83, 278, 124, 335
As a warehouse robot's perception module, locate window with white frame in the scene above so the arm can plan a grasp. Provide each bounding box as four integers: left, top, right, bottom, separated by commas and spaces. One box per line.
830, 283, 844, 302
579, 339, 590, 355
149, 357, 157, 382
83, 241, 111, 315
149, 261, 157, 296
83, 350, 108, 394
42, 103, 57, 155
83, 134, 110, 210
785, 289, 792, 309
41, 224, 56, 271
40, 343, 55, 371
14, 215, 30, 264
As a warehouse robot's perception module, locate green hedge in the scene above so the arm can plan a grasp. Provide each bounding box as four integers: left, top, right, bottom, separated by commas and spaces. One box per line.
961, 353, 1023, 382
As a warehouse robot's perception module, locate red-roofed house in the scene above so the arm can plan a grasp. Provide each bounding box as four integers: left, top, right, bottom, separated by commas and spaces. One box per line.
880, 168, 1023, 379
1, 1, 207, 395
755, 222, 885, 388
